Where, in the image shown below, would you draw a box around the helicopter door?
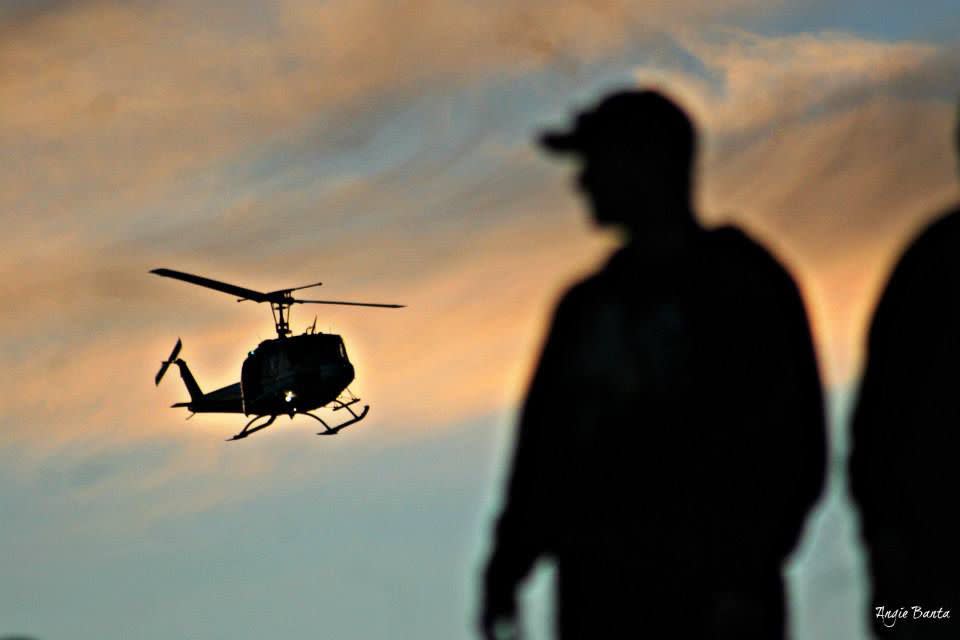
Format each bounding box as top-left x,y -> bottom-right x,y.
241,351 -> 263,409
260,349 -> 293,381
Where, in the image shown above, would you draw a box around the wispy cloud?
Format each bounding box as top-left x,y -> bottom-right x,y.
659,32 -> 960,383
0,0 -> 774,239
2,0 -> 957,516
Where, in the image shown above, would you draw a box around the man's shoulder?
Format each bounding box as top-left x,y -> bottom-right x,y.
877,204 -> 960,315
647,224 -> 796,308
894,205 -> 960,274
561,225 -> 796,295
553,272 -> 608,320
704,225 -> 786,275
546,254 -> 635,333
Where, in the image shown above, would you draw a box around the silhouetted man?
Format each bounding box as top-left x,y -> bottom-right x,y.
480,90 -> 827,639
851,107 -> 960,639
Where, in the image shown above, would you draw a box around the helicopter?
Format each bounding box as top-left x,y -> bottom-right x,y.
151,268 -> 403,441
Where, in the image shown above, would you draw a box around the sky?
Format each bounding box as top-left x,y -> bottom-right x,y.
1,1 -> 958,638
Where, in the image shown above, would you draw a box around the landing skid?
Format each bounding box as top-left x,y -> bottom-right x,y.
227,414 -> 277,441
225,401 -> 370,441
332,397 -> 362,412
310,400 -> 370,436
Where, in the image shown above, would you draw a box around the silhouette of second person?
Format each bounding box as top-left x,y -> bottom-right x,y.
850,105 -> 960,639
480,90 -> 827,639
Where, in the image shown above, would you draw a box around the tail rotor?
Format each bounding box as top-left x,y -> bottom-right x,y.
155,338 -> 183,385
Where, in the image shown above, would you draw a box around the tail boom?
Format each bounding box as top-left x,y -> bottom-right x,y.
154,339 -> 204,402
174,359 -> 203,401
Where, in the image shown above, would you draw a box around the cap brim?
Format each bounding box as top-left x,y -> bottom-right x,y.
538,129 -> 582,155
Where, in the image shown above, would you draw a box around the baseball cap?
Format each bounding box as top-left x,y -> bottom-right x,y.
539,89 -> 695,161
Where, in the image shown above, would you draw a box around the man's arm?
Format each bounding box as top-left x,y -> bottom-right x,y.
765,269 -> 828,557
715,228 -> 827,565
480,290 -> 580,637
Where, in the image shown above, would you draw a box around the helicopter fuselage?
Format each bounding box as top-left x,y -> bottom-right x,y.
241,333 -> 354,416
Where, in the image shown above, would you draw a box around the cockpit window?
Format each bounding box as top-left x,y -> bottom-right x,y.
290,336 -> 341,365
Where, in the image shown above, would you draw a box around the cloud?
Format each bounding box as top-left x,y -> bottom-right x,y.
630,29 -> 951,139
641,31 -> 960,384
2,198 -> 612,438
3,1 -> 958,514
1,0 -> 780,249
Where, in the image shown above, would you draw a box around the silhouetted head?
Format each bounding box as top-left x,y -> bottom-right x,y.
540,89 -> 698,240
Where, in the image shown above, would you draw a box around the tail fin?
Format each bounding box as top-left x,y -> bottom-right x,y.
174,360 -> 203,402
155,338 -> 183,385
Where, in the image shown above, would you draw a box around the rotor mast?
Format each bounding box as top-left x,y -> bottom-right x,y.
271,294 -> 295,337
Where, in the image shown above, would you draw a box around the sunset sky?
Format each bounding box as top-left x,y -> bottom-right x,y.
1,1 -> 959,638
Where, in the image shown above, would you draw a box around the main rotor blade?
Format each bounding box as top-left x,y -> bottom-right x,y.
151,269 -> 397,308
293,298 -> 405,308
151,268 -> 269,302
266,281 -> 323,297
